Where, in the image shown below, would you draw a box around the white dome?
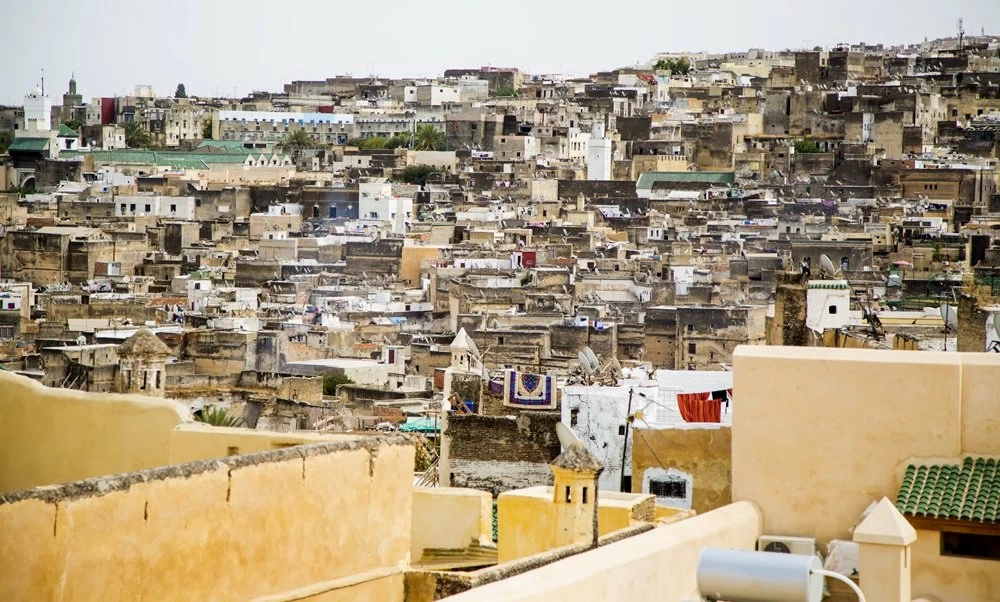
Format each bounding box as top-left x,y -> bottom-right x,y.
30,86 -> 42,97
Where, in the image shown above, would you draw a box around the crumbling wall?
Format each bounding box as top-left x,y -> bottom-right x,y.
445,412 -> 561,497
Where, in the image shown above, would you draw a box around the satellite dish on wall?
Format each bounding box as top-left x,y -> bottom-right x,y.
583,346 -> 600,370
819,254 -> 837,278
939,304 -> 957,330
578,350 -> 596,375
556,422 -> 580,450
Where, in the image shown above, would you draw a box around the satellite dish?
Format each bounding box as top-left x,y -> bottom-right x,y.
763,541 -> 791,554
578,350 -> 596,374
583,346 -> 600,370
939,304 -> 957,330
556,422 -> 580,450
819,254 -> 837,278
992,312 -> 1000,337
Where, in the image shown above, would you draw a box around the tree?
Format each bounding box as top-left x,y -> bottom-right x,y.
813,45 -> 823,52
283,129 -> 315,149
346,136 -> 390,150
175,83 -> 187,98
386,133 -> 411,149
0,131 -> 13,154
201,118 -> 213,139
792,138 -> 820,154
323,374 -> 354,396
493,86 -> 517,98
653,57 -> 692,75
397,164 -> 440,186
195,406 -> 244,427
413,124 -> 444,151
122,121 -> 152,148
63,120 -> 83,133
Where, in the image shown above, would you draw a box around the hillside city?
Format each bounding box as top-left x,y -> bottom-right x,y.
2,27 -> 1000,602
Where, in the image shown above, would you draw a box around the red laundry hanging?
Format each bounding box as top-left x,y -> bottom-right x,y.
677,391 -> 721,423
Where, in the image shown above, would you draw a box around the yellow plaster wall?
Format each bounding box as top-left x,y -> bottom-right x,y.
166,423 -> 354,464
958,354 -> 1000,456
0,371 -> 186,493
411,487 -> 493,562
631,425 -> 731,514
0,440 -> 414,601
497,486 -> 653,563
731,346 -> 1000,602
401,246 -> 444,287
909,529 -> 1000,602
732,347 -> 963,545
447,501 -> 763,602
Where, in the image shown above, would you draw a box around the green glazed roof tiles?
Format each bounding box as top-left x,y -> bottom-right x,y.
896,456 -> 1000,524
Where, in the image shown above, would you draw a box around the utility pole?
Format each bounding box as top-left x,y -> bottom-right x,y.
619,387 -> 634,493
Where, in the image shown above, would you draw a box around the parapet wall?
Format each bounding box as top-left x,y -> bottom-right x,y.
0,438 -> 414,601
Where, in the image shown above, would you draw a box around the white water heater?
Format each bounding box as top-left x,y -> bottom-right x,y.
697,548 -> 823,602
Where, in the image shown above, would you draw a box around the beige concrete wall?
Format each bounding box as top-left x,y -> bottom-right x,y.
411,488 -> 493,562
447,501 -> 762,602
0,439 -> 414,601
0,371 -> 187,493
732,346 -> 1000,602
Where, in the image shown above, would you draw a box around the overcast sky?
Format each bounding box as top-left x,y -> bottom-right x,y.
4,0 -> 999,105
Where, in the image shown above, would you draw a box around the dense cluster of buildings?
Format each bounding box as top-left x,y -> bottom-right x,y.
2,32 -> 1000,602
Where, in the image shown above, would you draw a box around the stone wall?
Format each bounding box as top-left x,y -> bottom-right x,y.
445,412 -> 562,496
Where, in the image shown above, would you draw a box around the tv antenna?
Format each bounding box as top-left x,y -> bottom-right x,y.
957,18 -> 965,49
939,303 -> 957,351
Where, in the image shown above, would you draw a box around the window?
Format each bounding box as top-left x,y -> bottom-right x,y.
564,486 -> 572,503
582,487 -> 589,504
618,424 -> 627,436
170,204 -> 176,212
144,204 -> 151,212
0,325 -> 14,339
829,305 -> 838,314
688,343 -> 697,354
649,479 -> 687,499
941,532 -> 1000,561
130,204 -> 136,212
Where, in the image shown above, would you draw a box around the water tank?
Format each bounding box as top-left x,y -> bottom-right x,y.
697,549 -> 823,602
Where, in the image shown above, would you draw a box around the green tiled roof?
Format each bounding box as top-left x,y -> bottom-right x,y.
8,137 -> 50,152
57,124 -> 79,138
61,149 -> 262,169
636,171 -> 735,189
896,457 -> 1000,524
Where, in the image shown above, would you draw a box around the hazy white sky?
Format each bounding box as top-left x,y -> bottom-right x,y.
5,0 -> 999,105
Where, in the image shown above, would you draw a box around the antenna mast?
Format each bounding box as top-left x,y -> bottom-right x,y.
957,18 -> 965,50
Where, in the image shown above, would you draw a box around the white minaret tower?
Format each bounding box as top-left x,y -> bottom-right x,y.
586,121 -> 611,181
24,84 -> 52,133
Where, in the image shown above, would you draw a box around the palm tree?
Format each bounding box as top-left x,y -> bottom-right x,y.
195,406 -> 245,428
413,125 -> 445,151
122,121 -> 153,148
